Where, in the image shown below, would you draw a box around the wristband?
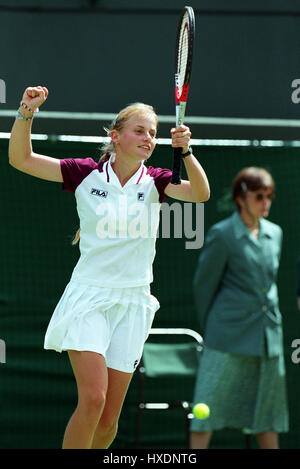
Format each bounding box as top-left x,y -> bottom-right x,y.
20,101 -> 35,113
16,109 -> 33,121
182,147 -> 192,158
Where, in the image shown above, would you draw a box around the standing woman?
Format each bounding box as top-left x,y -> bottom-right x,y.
9,86 -> 210,449
190,167 -> 289,449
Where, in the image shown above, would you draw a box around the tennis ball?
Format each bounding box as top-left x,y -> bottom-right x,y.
193,403 -> 210,419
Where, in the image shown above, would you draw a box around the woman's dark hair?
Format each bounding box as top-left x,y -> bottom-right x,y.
232,167 -> 275,210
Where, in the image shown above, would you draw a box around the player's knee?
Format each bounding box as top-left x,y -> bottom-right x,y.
79,388 -> 107,417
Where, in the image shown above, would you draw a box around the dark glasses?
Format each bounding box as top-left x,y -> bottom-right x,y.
248,192 -> 275,201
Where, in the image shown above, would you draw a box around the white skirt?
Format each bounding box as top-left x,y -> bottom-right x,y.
44,280 -> 160,373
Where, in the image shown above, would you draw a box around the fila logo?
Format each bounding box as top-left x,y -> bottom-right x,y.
137,192 -> 144,201
134,360 -> 139,369
91,188 -> 108,198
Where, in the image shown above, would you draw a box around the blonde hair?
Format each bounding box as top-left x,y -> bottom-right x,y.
99,102 -> 158,161
72,102 -> 158,246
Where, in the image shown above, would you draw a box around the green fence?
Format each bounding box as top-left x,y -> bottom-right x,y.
0,138 -> 299,449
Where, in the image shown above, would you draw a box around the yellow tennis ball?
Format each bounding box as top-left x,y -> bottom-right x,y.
193,403 -> 210,419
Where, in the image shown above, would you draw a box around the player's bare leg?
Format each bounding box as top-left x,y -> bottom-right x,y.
91,368 -> 133,449
62,351 -> 108,449
256,431 -> 279,449
189,431 -> 212,449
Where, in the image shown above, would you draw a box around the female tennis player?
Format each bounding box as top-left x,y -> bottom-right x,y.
9,86 -> 210,449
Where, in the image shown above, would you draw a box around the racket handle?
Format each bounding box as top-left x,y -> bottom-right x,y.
171,147 -> 182,185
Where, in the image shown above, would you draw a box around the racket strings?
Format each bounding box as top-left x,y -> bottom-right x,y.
177,14 -> 190,94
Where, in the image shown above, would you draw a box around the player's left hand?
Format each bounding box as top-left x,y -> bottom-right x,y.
171,124 -> 191,154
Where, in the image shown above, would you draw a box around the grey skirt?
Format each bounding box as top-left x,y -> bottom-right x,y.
190,346 -> 289,434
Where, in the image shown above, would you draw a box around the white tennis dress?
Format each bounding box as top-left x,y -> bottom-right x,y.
44,156 -> 172,372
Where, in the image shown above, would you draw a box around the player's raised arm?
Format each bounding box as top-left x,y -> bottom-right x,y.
9,86 -> 63,182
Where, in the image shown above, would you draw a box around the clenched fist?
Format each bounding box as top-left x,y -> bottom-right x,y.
21,86 -> 49,112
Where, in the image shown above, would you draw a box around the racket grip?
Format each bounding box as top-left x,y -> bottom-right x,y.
171,147 -> 182,185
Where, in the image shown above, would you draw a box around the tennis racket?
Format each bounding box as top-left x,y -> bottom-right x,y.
171,6 -> 195,185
